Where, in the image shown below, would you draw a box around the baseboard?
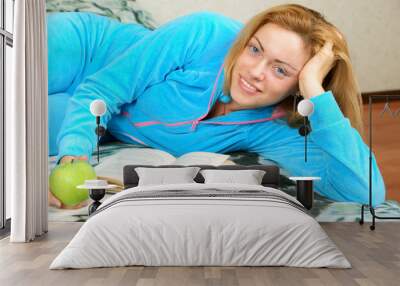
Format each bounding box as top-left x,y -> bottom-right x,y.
362,90 -> 400,104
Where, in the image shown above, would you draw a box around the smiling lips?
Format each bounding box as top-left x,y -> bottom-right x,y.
239,76 -> 261,95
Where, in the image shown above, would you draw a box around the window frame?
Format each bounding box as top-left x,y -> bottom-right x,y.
0,0 -> 14,237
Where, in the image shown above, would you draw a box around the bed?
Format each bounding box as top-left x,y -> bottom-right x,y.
50,164 -> 351,269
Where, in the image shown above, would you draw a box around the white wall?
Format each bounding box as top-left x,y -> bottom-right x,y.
138,0 -> 400,92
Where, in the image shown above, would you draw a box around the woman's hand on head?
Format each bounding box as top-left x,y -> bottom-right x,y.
298,41 -> 337,99
49,155 -> 89,209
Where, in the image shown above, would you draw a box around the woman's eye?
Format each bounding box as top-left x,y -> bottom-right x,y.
274,66 -> 288,77
248,44 -> 260,55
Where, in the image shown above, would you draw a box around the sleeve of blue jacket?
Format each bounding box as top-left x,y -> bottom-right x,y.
247,91 -> 386,207
54,12 -> 236,163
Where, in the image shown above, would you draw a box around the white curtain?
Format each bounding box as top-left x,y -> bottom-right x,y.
8,0 -> 48,242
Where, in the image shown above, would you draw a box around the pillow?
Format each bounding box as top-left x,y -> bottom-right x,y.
200,169 -> 266,185
135,167 -> 201,186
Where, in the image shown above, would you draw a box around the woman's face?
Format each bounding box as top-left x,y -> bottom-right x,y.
230,23 -> 311,109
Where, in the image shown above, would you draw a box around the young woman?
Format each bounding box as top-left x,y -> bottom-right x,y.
47,4 -> 385,208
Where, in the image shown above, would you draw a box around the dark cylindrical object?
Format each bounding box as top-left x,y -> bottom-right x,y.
89,188 -> 105,201
88,188 -> 106,215
296,180 -> 314,210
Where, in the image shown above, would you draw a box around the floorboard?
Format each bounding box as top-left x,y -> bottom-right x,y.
0,222 -> 399,286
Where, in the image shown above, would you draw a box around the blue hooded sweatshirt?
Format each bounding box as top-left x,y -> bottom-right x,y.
47,11 -> 386,206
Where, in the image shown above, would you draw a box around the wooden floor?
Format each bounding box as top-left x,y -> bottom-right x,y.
362,101 -> 400,201
0,222 -> 399,286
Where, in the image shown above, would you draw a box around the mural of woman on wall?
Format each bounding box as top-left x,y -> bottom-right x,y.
47,4 -> 385,208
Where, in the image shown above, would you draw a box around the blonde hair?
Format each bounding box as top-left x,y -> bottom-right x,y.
223,4 -> 364,136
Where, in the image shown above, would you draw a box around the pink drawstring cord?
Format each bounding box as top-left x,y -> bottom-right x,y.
127,63 -> 287,131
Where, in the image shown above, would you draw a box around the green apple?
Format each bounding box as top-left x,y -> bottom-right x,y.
49,160 -> 97,206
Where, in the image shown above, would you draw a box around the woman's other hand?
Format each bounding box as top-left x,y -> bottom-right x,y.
49,155 -> 89,209
299,41 -> 337,99
59,155 -> 88,164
